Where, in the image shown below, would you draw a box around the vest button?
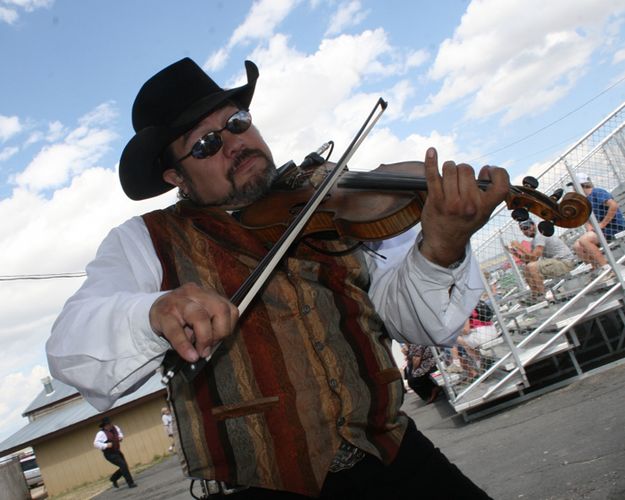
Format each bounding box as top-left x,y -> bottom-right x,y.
301,304 -> 311,314
314,341 -> 325,351
336,416 -> 346,427
329,378 -> 338,390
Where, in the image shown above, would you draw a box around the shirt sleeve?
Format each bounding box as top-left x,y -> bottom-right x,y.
93,430 -> 108,450
364,227 -> 484,346
533,233 -> 546,249
46,216 -> 170,412
594,188 -> 612,204
115,425 -> 124,440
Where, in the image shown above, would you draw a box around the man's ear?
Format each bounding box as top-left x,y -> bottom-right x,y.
163,168 -> 184,189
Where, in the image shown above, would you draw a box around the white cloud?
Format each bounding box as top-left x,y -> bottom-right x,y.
23,119 -> 65,147
0,115 -> 21,142
230,0 -> 297,45
0,162 -> 170,442
12,103 -> 118,192
0,5 -> 18,23
0,145 -> 18,161
25,130 -> 43,146
245,29 -> 390,157
613,47 -> 625,64
45,120 -> 65,142
204,0 -> 299,71
78,102 -> 117,128
0,0 -> 53,24
205,47 -> 230,72
412,0 -> 625,122
0,365 -> 48,442
236,28 -> 463,171
324,0 -> 369,36
404,49 -> 429,70
3,0 -> 53,11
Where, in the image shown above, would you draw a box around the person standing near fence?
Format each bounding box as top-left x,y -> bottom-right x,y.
161,406 -> 175,453
93,416 -> 137,489
401,344 -> 442,404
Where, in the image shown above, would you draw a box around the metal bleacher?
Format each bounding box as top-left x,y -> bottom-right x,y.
433,101 -> 625,421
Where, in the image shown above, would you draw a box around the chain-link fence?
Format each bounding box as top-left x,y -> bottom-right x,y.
426,101 -> 625,415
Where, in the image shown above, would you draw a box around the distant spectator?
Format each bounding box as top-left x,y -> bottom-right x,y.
93,416 -> 137,489
449,303 -> 498,379
570,173 -> 625,270
508,219 -> 576,304
401,344 -> 442,404
161,406 -> 175,453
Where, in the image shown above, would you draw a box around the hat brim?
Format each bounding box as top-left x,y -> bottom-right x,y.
119,61 -> 259,201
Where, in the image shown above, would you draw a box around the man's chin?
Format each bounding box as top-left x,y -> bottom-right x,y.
223,169 -> 276,208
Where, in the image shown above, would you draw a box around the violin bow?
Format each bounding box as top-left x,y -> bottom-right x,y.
162,98 -> 388,384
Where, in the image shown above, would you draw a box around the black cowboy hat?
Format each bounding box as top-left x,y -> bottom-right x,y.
119,58 -> 259,200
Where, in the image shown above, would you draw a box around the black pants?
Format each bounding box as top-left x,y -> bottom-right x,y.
103,449 -> 134,486
407,372 -> 439,401
205,419 -> 491,499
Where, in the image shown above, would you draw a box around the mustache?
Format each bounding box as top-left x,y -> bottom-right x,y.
230,148 -> 268,174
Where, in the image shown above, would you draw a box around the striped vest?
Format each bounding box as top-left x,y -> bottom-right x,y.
143,201 -> 407,496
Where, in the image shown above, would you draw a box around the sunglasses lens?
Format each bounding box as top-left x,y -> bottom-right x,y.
185,111 -> 252,160
226,110 -> 252,134
191,133 -> 223,159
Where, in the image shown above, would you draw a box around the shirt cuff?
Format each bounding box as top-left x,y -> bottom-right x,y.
129,291 -> 171,353
411,232 -> 472,284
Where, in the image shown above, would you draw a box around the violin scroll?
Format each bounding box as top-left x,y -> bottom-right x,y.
507,175 -> 591,236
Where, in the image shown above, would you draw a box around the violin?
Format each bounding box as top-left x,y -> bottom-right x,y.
239,160 -> 592,242
161,98 -> 591,385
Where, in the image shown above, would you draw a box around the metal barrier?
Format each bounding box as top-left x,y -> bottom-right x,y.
432,101 -> 625,418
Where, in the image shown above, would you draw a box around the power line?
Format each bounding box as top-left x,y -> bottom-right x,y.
0,272 -> 86,282
469,72 -> 625,163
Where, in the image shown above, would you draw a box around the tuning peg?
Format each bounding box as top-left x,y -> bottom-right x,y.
538,220 -> 555,236
511,208 -> 529,221
522,176 -> 539,189
549,188 -> 564,202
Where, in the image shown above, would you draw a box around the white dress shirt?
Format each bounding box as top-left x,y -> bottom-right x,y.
47,216 -> 483,411
93,425 -> 124,450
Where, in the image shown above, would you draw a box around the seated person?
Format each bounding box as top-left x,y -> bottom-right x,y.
569,173 -> 625,270
448,303 -> 498,379
508,219 -> 576,303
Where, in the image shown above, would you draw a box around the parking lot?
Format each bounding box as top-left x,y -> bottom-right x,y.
94,361 -> 625,500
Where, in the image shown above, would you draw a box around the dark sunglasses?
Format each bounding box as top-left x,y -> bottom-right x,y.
176,109 -> 252,163
581,183 -> 592,189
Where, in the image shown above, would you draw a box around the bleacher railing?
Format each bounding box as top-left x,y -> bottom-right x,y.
437,100 -> 625,412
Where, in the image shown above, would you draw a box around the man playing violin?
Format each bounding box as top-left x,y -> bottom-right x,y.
47,58 -> 509,499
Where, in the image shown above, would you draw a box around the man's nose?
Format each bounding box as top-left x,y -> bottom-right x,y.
221,131 -> 246,158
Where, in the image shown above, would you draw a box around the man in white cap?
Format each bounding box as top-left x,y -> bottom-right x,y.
570,173 -> 625,270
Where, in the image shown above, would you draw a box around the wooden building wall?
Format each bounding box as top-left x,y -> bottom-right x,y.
34,396 -> 172,496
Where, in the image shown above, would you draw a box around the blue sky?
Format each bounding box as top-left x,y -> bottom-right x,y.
2,0 -> 625,443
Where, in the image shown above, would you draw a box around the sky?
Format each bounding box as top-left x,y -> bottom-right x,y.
2,0 -> 625,444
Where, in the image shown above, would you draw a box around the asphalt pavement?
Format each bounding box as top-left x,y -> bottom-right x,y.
94,361 -> 625,499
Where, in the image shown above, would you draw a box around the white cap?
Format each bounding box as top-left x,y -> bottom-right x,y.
567,172 -> 591,186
